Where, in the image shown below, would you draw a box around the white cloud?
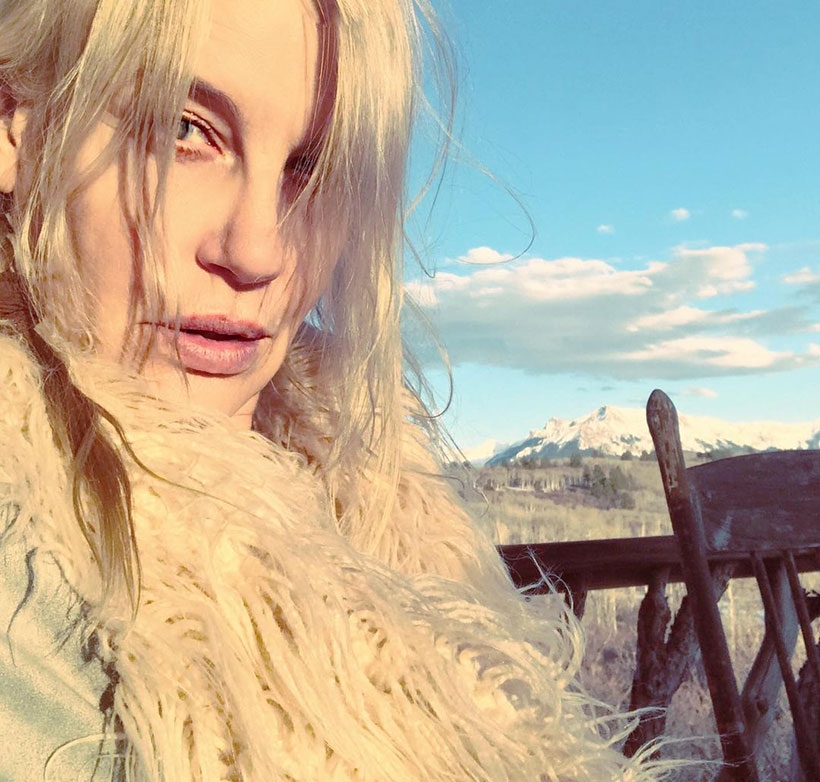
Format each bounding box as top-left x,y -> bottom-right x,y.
783,266 -> 820,285
731,209 -> 748,220
405,242 -> 818,380
414,256 -> 659,305
627,306 -> 708,332
680,387 -> 719,398
626,306 -> 765,333
670,207 -> 691,222
404,279 -> 439,308
697,281 -> 756,299
724,310 -> 767,322
660,244 -> 763,298
457,246 -> 514,265
620,336 -> 791,369
596,224 -> 615,234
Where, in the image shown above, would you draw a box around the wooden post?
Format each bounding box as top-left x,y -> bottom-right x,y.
647,390 -> 759,782
624,567 -> 672,757
624,563 -> 734,757
752,554 -> 820,780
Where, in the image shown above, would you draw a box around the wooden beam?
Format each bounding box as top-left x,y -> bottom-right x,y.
498,536 -> 820,594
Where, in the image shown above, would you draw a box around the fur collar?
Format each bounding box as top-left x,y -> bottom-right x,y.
0,331 -> 663,782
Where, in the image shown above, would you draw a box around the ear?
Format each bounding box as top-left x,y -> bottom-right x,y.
0,105 -> 28,194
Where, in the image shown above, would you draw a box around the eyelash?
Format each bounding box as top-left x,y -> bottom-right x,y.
175,112 -> 222,161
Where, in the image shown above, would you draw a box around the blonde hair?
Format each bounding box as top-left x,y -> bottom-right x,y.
0,0 -> 211,610
0,5 -> 692,779
0,0 -> 451,608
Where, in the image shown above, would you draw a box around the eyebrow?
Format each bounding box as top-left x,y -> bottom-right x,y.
189,78 -> 242,131
188,77 -> 320,157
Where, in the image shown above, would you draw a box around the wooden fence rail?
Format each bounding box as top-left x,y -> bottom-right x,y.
499,537 -> 820,608
497,538 -> 820,759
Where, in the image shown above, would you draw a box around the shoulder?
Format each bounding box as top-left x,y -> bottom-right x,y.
0,327 -> 42,401
0,327 -> 48,441
0,328 -> 72,533
0,534 -> 112,782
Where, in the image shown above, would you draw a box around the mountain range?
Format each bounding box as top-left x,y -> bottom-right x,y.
463,405 -> 820,466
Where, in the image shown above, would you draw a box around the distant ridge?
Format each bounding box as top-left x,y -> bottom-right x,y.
460,439 -> 511,466
482,405 -> 820,466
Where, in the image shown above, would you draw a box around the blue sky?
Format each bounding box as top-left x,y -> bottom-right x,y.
404,0 -> 820,451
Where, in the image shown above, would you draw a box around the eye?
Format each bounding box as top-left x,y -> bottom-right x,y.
174,112 -> 222,161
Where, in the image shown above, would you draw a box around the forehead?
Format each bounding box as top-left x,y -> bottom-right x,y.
195,0 -> 320,143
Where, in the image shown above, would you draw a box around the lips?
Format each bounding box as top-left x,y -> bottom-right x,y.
153,315 -> 270,375
173,314 -> 269,340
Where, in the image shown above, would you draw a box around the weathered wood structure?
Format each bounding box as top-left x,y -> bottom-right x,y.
497,390 -> 820,781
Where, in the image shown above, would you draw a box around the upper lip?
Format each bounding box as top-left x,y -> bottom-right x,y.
155,314 -> 270,340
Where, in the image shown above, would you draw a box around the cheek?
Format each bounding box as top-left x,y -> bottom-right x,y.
65,167 -> 137,350
162,164 -> 233,255
289,216 -> 348,316
285,251 -> 338,328
69,179 -> 132,292
67,123 -> 136,292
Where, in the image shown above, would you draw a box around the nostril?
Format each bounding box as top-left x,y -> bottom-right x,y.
195,254 -> 277,291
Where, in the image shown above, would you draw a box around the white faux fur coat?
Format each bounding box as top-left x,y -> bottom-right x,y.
0,330 -> 666,782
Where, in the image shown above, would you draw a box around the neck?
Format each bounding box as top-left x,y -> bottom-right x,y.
228,394 -> 259,430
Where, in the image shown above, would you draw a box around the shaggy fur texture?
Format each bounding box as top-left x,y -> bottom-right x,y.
0,330 -> 669,781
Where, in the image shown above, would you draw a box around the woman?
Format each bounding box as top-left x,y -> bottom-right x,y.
0,0 -> 672,780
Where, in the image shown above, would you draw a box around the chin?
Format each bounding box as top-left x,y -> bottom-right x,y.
138,361 -> 266,420
108,326 -> 289,424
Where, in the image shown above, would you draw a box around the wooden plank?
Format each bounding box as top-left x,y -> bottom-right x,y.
624,563 -> 735,758
741,560 -> 799,745
497,537 -> 820,594
689,451 -> 820,551
752,554 -> 820,779
647,389 -> 759,782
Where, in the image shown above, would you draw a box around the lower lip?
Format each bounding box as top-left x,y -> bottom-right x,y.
157,328 -> 264,375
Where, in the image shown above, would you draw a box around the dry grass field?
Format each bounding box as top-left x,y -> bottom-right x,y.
456,457 -> 816,781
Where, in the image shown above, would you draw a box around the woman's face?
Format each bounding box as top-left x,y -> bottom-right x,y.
68,0 -> 328,428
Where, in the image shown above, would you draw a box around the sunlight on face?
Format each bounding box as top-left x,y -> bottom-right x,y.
68,0 -> 326,428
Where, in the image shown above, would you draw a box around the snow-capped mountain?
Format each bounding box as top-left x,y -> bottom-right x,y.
485,405 -> 820,465
461,438 -> 512,467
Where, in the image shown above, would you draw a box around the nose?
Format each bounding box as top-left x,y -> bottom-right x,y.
196,176 -> 287,289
